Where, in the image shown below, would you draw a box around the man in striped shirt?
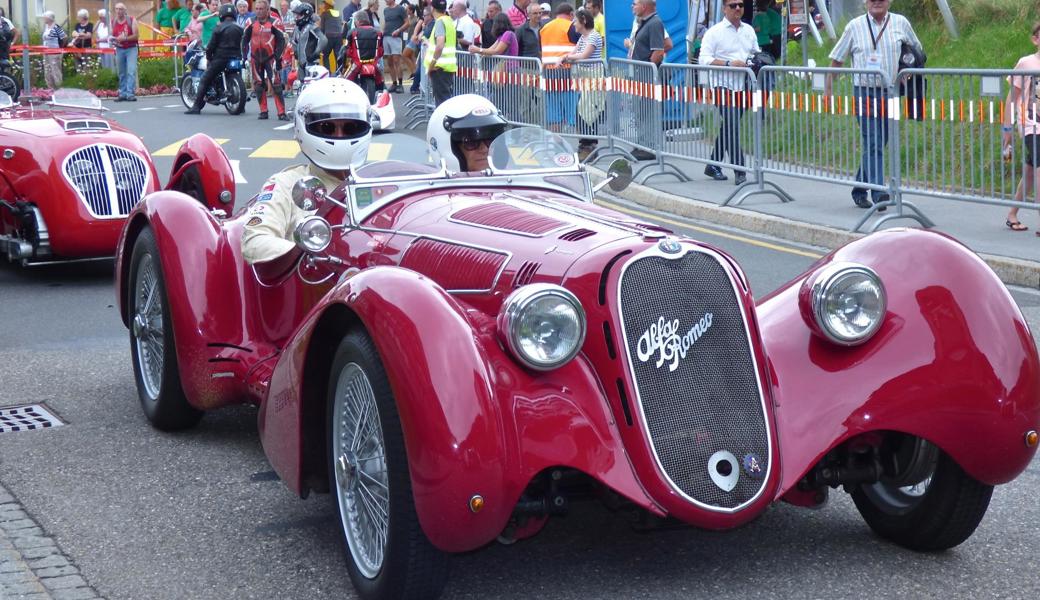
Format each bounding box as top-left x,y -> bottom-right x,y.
828,0 -> 921,211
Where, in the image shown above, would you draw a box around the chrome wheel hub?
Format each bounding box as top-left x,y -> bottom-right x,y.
133,254 -> 164,401
331,362 -> 388,580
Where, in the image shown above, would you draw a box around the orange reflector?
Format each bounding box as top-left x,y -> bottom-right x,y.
1026,430 -> 1039,448
469,495 -> 485,513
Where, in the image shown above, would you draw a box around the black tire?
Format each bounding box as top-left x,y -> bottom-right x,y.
128,227 -> 203,431
180,73 -> 197,109
851,449 -> 993,551
0,73 -> 20,102
224,73 -> 247,115
361,76 -> 376,105
327,330 -> 449,600
174,164 -> 207,206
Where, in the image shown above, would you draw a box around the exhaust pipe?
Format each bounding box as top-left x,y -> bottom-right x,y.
2,236 -> 33,261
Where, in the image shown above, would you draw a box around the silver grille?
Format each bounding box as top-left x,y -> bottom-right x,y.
62,144 -> 149,218
617,245 -> 770,512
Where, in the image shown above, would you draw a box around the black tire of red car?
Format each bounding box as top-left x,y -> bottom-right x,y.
174,164 -> 208,207
128,227 -> 204,431
851,450 -> 993,551
180,73 -> 197,110
327,330 -> 449,600
224,73 -> 247,115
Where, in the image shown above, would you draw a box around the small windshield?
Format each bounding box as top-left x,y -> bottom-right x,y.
0,91 -> 12,109
488,126 -> 578,173
50,89 -> 103,111
350,132 -> 439,174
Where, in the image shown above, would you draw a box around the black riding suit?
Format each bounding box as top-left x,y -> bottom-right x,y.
191,18 -> 244,112
293,20 -> 326,70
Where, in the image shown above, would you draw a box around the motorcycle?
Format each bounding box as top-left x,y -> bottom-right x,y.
179,40 -> 247,115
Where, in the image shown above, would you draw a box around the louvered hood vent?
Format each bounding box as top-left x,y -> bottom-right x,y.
451,202 -> 568,237
513,261 -> 541,287
400,238 -> 507,293
559,228 -> 596,241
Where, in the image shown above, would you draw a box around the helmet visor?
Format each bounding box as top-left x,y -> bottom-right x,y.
304,115 -> 372,139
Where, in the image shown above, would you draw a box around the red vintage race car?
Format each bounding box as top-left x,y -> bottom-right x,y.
114,127 -> 1039,600
0,89 -> 235,265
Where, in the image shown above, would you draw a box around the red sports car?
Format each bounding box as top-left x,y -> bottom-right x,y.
0,89 -> 161,264
114,127 -> 1039,600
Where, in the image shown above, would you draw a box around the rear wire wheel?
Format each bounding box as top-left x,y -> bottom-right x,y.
0,73 -> 20,102
851,441 -> 993,551
327,330 -> 449,600
128,227 -> 203,430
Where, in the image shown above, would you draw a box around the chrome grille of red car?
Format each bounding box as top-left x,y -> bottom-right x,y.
400,238 -> 508,293
62,144 -> 149,218
617,246 -> 771,512
451,202 -> 568,236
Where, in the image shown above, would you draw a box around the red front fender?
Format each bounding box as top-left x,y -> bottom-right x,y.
261,267 -> 657,552
760,229 -> 1040,493
165,133 -> 236,212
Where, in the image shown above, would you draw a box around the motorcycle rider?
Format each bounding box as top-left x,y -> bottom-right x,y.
427,95 -> 510,172
185,2 -> 245,114
241,0 -> 287,120
339,9 -> 383,101
241,78 -> 372,265
291,1 -> 326,72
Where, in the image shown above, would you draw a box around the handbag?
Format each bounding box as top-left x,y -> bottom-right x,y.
898,42 -> 927,121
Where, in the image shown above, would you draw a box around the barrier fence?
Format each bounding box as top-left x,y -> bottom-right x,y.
342,53 -> 1040,232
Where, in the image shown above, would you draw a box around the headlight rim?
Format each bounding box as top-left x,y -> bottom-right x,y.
809,262 -> 887,346
498,283 -> 587,372
292,214 -> 333,254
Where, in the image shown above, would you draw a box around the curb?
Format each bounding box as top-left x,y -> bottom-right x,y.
588,166 -> 1040,289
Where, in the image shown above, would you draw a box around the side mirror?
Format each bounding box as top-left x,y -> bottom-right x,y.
292,176 -> 328,211
293,215 -> 333,253
592,159 -> 633,194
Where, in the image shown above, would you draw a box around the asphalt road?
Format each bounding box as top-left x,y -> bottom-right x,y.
1,93 -> 1039,599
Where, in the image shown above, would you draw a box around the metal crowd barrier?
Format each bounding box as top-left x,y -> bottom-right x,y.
454,50 -> 483,97
896,68 -> 1040,212
538,58 -> 606,146
484,54 -> 543,129
603,58 -> 688,184
657,63 -> 785,205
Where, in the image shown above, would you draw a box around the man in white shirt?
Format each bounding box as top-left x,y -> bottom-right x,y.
827,0 -> 921,210
699,0 -> 759,185
450,0 -> 480,51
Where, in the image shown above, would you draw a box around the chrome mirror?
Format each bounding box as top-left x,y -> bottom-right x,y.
293,215 -> 333,253
592,159 -> 633,194
291,176 -> 328,211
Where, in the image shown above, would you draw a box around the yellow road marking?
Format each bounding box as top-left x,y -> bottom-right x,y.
508,146 -> 542,166
368,142 -> 391,161
152,137 -> 229,157
595,198 -> 824,259
249,140 -> 301,159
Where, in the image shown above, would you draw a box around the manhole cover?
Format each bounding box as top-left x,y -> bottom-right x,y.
0,404 -> 65,433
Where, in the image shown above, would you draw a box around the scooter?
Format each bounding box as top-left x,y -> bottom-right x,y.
180,40 -> 248,115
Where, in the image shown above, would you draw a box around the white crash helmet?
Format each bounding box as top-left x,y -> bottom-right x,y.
427,94 -> 510,172
293,78 -> 372,172
304,64 -> 329,83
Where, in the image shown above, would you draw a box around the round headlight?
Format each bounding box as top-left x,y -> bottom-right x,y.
810,263 -> 886,345
498,284 -> 586,371
293,215 -> 332,253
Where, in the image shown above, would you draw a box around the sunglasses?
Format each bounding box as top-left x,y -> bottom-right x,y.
460,138 -> 493,151
727,3 -> 743,9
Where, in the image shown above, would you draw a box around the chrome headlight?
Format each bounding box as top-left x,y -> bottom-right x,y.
808,262 -> 886,345
293,215 -> 332,253
498,284 -> 586,371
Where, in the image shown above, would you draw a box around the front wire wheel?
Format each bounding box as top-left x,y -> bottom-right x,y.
180,73 -> 197,109
0,73 -> 20,101
851,443 -> 993,551
128,227 -> 202,430
327,330 -> 448,600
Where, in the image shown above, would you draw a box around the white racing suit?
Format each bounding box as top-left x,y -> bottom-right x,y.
241,163 -> 342,264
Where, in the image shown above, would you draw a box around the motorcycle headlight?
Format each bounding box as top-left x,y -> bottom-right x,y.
112,157 -> 135,191
293,215 -> 332,253
808,263 -> 886,346
69,158 -> 99,191
498,284 -> 586,371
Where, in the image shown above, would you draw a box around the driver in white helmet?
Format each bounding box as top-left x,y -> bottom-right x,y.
427,94 -> 510,172
242,77 -> 372,264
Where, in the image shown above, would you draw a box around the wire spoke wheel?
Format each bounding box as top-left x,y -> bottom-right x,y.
331,362 -> 389,579
132,253 -> 164,401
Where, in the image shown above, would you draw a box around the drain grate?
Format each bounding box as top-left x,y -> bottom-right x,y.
0,404 -> 65,433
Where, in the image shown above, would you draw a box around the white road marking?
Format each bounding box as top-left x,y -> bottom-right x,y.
163,104 -> 180,108
239,147 -> 254,150
113,110 -> 130,114
139,107 -> 158,111
231,159 -> 247,184
273,122 -> 294,130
